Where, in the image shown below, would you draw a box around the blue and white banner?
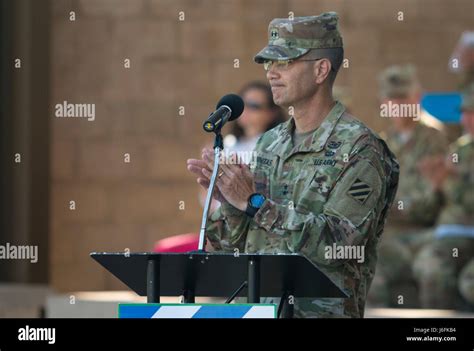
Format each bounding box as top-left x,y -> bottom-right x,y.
119,304 -> 276,319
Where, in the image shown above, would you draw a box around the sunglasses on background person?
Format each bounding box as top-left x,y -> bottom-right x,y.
244,100 -> 269,110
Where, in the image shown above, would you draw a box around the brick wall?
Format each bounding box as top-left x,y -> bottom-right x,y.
49,0 -> 474,291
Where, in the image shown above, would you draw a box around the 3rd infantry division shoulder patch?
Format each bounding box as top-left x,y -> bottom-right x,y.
347,178 -> 372,204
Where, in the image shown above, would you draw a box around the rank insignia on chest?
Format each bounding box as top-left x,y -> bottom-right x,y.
348,178 -> 372,204
275,183 -> 293,198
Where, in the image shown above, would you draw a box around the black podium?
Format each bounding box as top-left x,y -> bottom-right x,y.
91,252 -> 347,318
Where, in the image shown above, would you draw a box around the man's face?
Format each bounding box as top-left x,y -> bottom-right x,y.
266,59 -> 317,108
461,110 -> 474,136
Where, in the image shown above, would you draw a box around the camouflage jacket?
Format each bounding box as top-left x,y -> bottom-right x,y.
206,102 -> 399,318
383,123 -> 448,234
437,135 -> 474,228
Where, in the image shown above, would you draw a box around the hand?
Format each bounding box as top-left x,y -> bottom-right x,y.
187,157 -> 226,203
200,148 -> 256,211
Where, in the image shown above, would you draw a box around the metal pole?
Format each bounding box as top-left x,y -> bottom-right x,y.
183,289 -> 195,303
198,135 -> 223,251
146,258 -> 160,303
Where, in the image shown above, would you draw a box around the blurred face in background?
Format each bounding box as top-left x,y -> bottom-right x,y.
460,47 -> 474,71
461,109 -> 474,136
238,88 -> 276,136
383,93 -> 420,130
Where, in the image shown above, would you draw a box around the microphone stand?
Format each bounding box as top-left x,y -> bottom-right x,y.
197,132 -> 223,251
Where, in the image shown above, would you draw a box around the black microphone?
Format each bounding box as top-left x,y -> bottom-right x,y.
203,94 -> 244,132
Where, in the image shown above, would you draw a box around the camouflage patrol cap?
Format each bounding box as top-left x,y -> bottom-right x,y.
254,12 -> 343,64
461,82 -> 474,111
378,64 -> 421,99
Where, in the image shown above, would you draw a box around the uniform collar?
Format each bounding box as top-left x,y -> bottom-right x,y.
271,101 -> 346,160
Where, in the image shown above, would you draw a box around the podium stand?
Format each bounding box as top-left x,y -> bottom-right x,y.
91,252 -> 348,318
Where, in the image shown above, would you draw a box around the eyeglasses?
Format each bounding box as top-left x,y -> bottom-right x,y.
263,58 -> 333,72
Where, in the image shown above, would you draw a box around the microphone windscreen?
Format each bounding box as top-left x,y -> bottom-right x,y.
216,94 -> 244,121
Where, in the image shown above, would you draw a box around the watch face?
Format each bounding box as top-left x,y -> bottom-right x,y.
250,194 -> 265,208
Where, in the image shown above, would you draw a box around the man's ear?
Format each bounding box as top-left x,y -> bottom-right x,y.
314,59 -> 332,85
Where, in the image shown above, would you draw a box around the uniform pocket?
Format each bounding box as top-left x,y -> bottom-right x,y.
251,152 -> 276,198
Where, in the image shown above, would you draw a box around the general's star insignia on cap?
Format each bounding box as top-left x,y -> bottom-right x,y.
270,28 -> 279,39
348,178 -> 372,204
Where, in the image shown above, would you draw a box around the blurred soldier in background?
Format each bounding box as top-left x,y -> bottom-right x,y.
368,65 -> 449,308
414,83 -> 474,309
452,33 -> 474,307
418,31 -> 474,307
449,31 -> 474,90
459,258 -> 474,305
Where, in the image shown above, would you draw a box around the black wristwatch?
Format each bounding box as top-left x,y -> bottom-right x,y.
245,193 -> 266,217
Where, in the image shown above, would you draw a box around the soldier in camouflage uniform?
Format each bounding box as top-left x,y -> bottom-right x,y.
450,31 -> 474,90
413,83 -> 474,309
187,12 -> 399,318
448,33 -> 474,308
368,65 -> 449,307
459,259 -> 474,305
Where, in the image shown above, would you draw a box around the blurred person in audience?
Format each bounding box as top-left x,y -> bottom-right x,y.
368,64 -> 449,308
224,81 -> 287,155
449,31 -> 474,90
413,82 -> 474,310
444,31 -> 474,143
